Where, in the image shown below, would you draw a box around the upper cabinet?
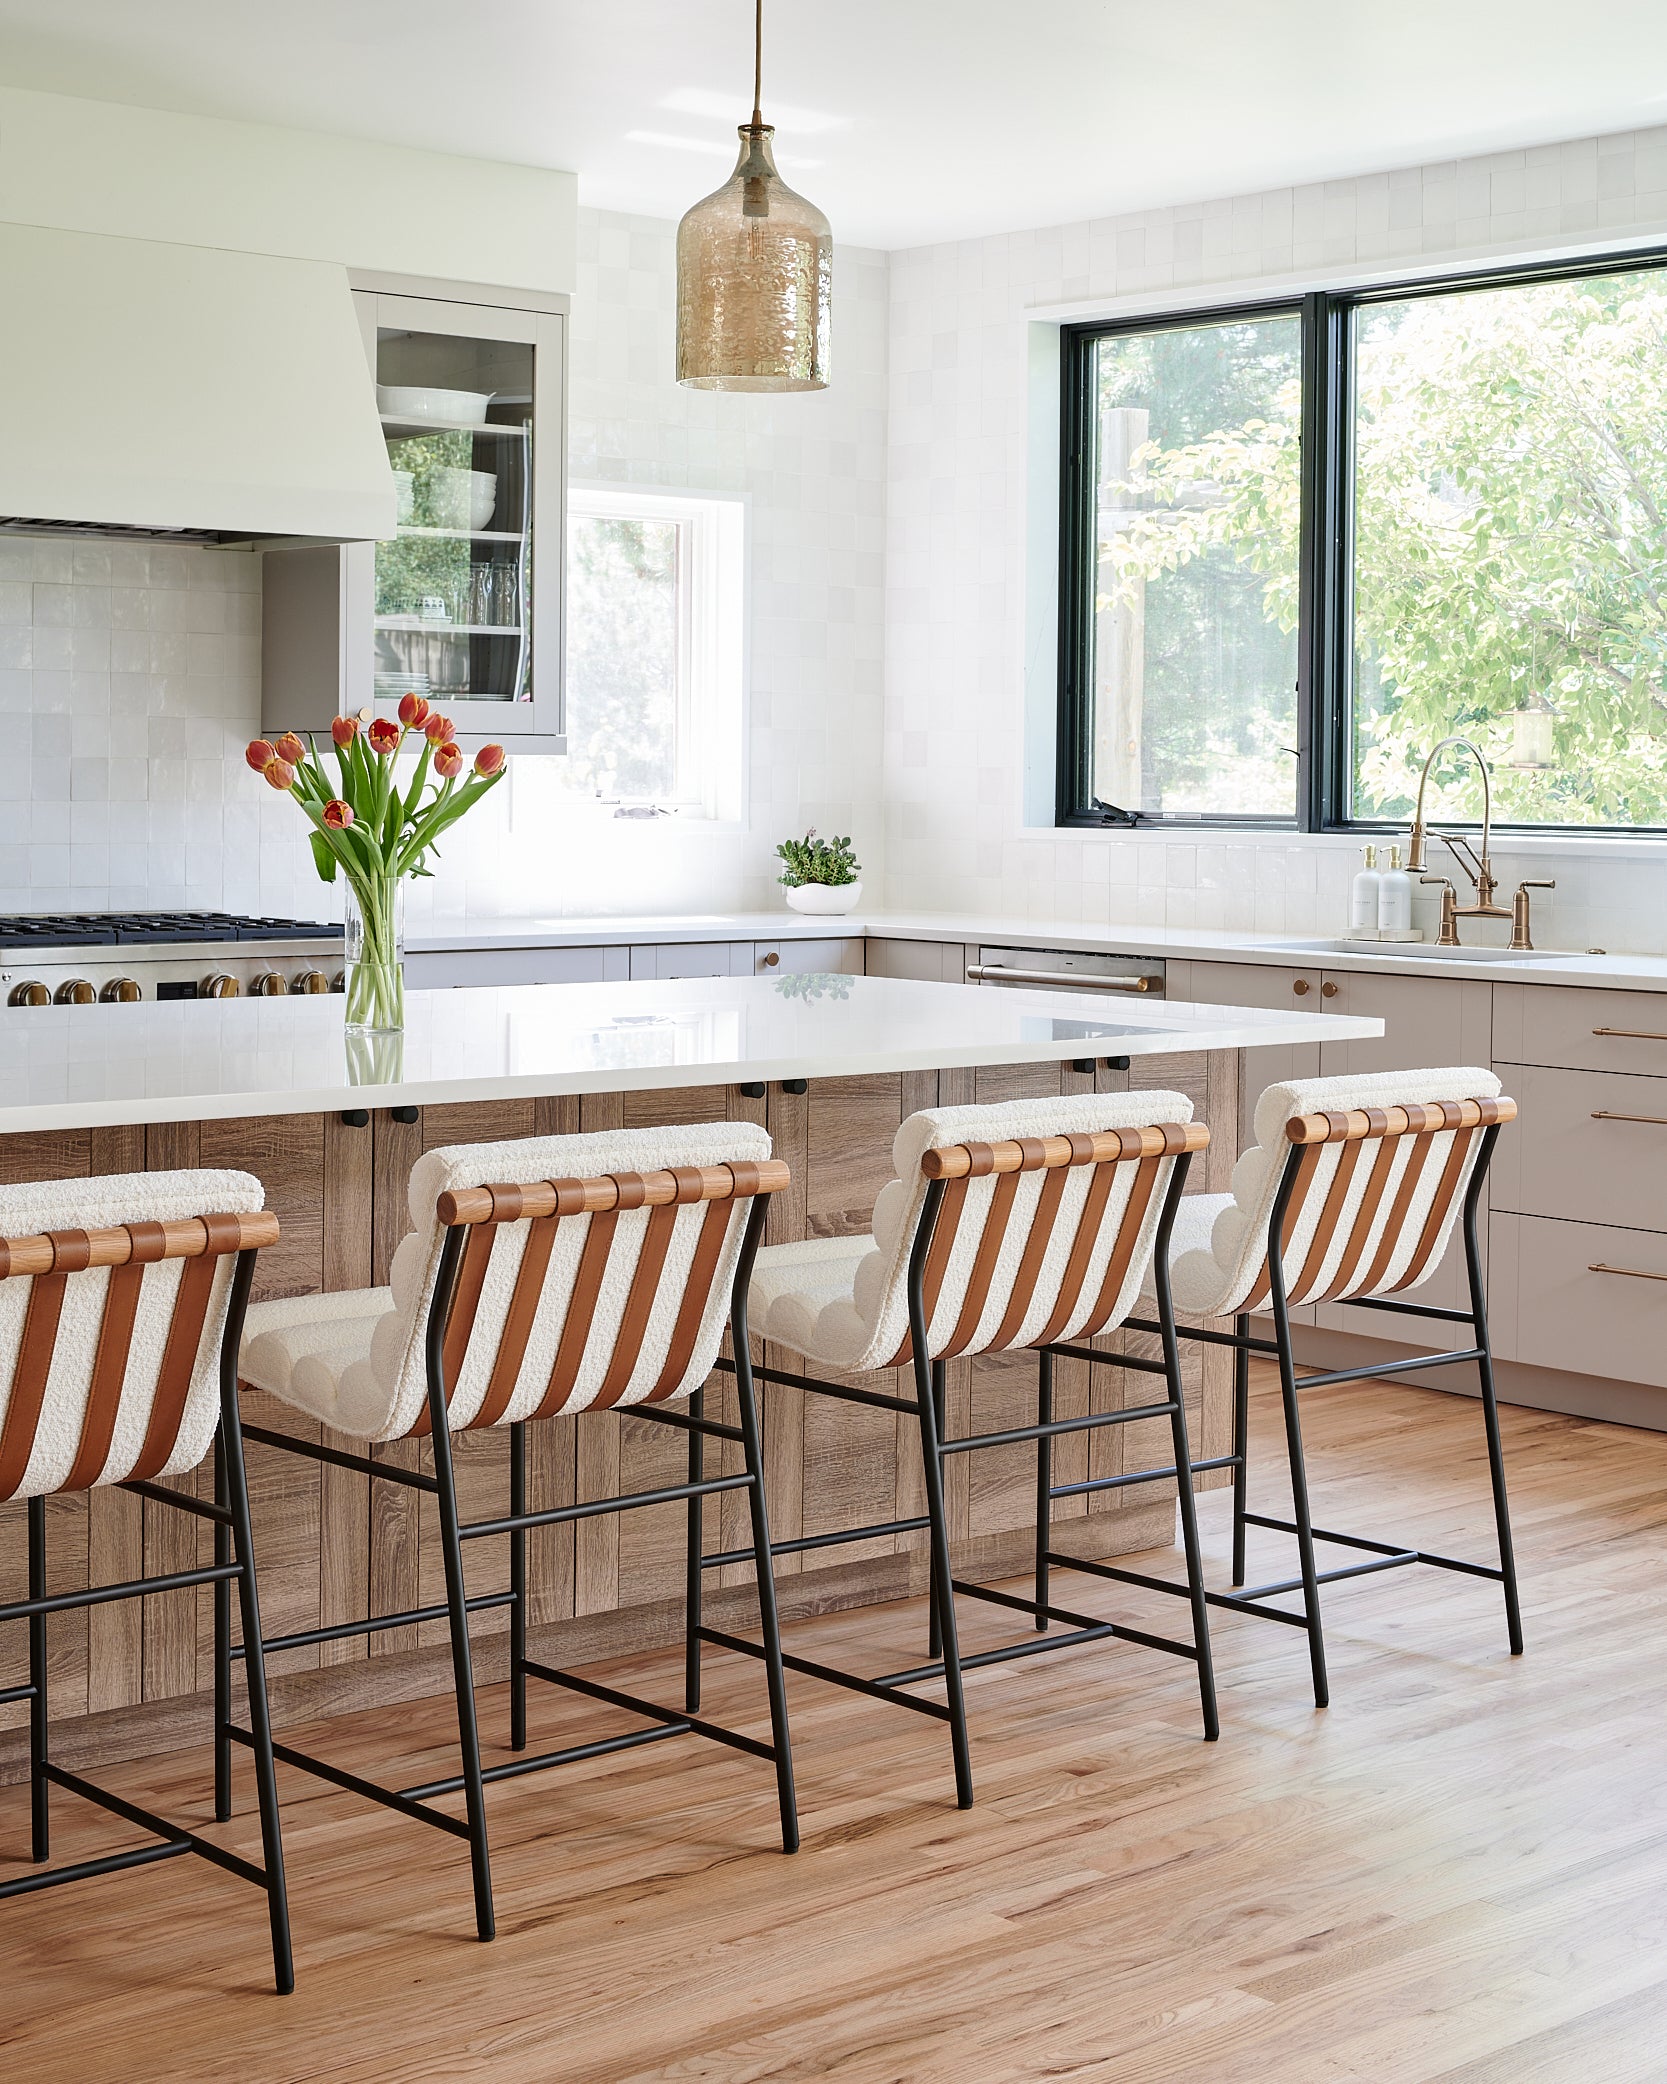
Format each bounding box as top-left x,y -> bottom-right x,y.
262,280 -> 568,750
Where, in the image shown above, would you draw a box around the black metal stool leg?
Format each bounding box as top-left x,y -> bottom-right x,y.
1230,1312 -> 1251,1587
913,1348 -> 973,1808
686,1384 -> 705,1715
1465,1192 -> 1523,1655
1153,1259 -> 1219,1743
1269,1278 -> 1329,1710
1034,1348 -> 1052,1631
734,1361 -> 798,1852
213,1433 -> 234,1821
927,1358 -> 948,1661
27,1496 -> 48,1862
219,1380 -> 295,1996
509,1421 -> 528,1751
428,1400 -> 495,1942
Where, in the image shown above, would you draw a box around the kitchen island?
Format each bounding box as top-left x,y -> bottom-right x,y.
0,973 -> 1378,1776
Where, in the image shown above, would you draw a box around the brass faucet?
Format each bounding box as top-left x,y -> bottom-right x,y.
1407,737 -> 1511,943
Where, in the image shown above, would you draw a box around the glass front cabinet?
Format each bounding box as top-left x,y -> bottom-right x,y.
262,283 -> 567,749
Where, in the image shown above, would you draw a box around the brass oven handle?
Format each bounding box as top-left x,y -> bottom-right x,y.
965,965 -> 1156,993
1589,1262 -> 1667,1283
1592,1027 -> 1667,1042
1592,1110 -> 1667,1126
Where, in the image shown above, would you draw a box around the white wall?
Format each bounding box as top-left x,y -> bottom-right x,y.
882,122 -> 1667,955
0,203 -> 890,927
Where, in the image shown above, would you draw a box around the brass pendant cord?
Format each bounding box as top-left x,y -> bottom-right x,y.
752,0 -> 764,128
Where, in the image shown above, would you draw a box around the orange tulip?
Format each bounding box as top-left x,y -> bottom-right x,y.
274,732 -> 306,767
474,743 -> 506,778
433,741 -> 464,780
398,692 -> 430,728
245,738 -> 275,772
367,717 -> 400,755
322,798 -> 354,829
424,712 -> 454,744
263,757 -> 296,791
331,715 -> 359,747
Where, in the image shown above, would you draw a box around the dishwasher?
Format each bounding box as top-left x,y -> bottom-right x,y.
965,945 -> 1166,997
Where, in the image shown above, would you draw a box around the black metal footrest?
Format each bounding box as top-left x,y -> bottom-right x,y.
1054,1549 -> 1313,1631
698,1624 -> 952,1722
949,1575 -> 1201,1665
1241,1513 -> 1504,1582
0,1759 -> 272,1902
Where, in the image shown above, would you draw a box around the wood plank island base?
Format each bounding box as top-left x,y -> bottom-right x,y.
0,974 -> 1379,1778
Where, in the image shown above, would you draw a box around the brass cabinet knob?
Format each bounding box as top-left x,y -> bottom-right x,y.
291,970 -> 330,994
7,980 -> 49,1007
251,972 -> 289,996
1292,978 -> 1311,996
762,951 -> 781,967
201,974 -> 240,999
1321,981 -> 1339,998
100,978 -> 142,1003
54,979 -> 96,1005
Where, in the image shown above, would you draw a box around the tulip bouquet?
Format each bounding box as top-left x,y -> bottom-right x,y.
247,698 -> 505,1032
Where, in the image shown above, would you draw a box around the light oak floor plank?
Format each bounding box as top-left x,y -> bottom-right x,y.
1,1366 -> 1663,2082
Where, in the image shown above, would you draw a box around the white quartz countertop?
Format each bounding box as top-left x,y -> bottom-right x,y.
408,908 -> 1667,992
0,974 -> 1380,1136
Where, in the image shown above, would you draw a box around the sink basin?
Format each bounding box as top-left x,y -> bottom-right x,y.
1267,939 -> 1583,964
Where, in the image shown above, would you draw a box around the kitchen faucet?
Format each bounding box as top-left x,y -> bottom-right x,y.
1404,735 -> 1552,948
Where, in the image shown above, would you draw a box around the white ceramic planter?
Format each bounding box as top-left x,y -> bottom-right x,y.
783,881 -> 862,916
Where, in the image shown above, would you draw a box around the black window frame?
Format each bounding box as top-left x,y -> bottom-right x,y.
1057,245 -> 1667,839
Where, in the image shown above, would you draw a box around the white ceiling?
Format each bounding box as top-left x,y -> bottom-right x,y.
1,0 -> 1665,249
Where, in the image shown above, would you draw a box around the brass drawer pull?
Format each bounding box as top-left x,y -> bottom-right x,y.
1592,1110 -> 1667,1126
1592,1027 -> 1667,1041
1589,1261 -> 1667,1283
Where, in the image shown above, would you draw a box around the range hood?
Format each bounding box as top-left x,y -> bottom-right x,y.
0,220 -> 396,543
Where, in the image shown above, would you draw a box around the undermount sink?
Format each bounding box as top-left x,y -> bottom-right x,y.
1268,938 -> 1584,964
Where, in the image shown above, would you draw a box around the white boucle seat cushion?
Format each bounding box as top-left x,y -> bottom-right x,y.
749,1091 -> 1193,1373
240,1121 -> 772,1442
0,1167 -> 264,1500
1147,1065 -> 1502,1318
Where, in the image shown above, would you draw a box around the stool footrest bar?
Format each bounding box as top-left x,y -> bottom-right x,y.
0,1560 -> 242,1624
403,1723 -> 688,1800
1048,1451 -> 1239,1501
949,1577 -> 1203,1664
235,1589 -> 516,1660
702,1513 -> 932,1571
42,1763 -> 268,1888
939,1401 -> 1179,1455
697,1625 -> 952,1721
1040,1339 -> 1171,1373
461,1471 -> 752,1540
242,1423 -> 441,1493
517,1657 -> 777,1763
1241,1552 -> 1417,1599
227,1727 -> 471,1840
0,1838 -> 192,1899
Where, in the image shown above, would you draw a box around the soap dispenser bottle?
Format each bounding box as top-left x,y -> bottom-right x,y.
1377,844 -> 1413,935
1350,844 -> 1381,936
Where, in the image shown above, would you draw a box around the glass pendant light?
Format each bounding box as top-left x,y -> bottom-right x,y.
676,0 -> 832,391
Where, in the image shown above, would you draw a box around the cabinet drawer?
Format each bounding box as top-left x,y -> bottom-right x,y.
1491,1212 -> 1667,1386
1494,983 -> 1667,1076
1490,1063 -> 1667,1230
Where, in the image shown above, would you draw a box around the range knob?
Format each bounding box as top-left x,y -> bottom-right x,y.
291,969 -> 330,995
100,978 -> 142,1003
54,979 -> 97,1005
201,974 -> 240,999
7,980 -> 49,1007
251,972 -> 289,996
330,970 -> 346,993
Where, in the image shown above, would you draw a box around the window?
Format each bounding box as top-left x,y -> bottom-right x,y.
1060,309 -> 1303,824
564,486 -> 743,818
1059,252 -> 1667,836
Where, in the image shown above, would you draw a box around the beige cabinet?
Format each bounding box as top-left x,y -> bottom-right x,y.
1494,983 -> 1667,1076
404,943 -> 628,989
864,937 -> 969,983
752,938 -> 864,977
1169,959 -> 1323,1150
627,941 -> 752,981
1490,1062 -> 1667,1232
1490,1211 -> 1667,1385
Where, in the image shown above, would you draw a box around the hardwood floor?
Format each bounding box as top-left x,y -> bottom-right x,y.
3,1366 -> 1665,2083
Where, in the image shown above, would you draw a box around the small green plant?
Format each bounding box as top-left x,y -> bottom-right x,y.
775,829 -> 860,888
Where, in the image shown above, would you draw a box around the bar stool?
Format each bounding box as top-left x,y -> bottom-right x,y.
236,1123 -> 798,1942
733,1093 -> 1220,1809
0,1169 -> 291,1994
1125,1065 -> 1522,1708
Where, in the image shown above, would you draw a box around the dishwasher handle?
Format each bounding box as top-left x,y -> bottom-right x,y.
966,963 -> 1157,994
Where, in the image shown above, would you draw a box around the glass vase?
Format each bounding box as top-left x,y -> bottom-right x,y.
343,875 -> 406,1035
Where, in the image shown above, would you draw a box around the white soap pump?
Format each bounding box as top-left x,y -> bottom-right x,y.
1350,844 -> 1381,935
1377,843 -> 1413,934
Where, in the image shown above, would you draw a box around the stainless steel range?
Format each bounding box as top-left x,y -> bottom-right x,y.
0,912 -> 345,1007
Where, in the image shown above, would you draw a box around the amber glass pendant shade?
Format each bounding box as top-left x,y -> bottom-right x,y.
676,122 -> 832,391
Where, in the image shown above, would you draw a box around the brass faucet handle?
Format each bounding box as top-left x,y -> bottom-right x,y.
1510,878 -> 1556,953
1420,875 -> 1462,947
